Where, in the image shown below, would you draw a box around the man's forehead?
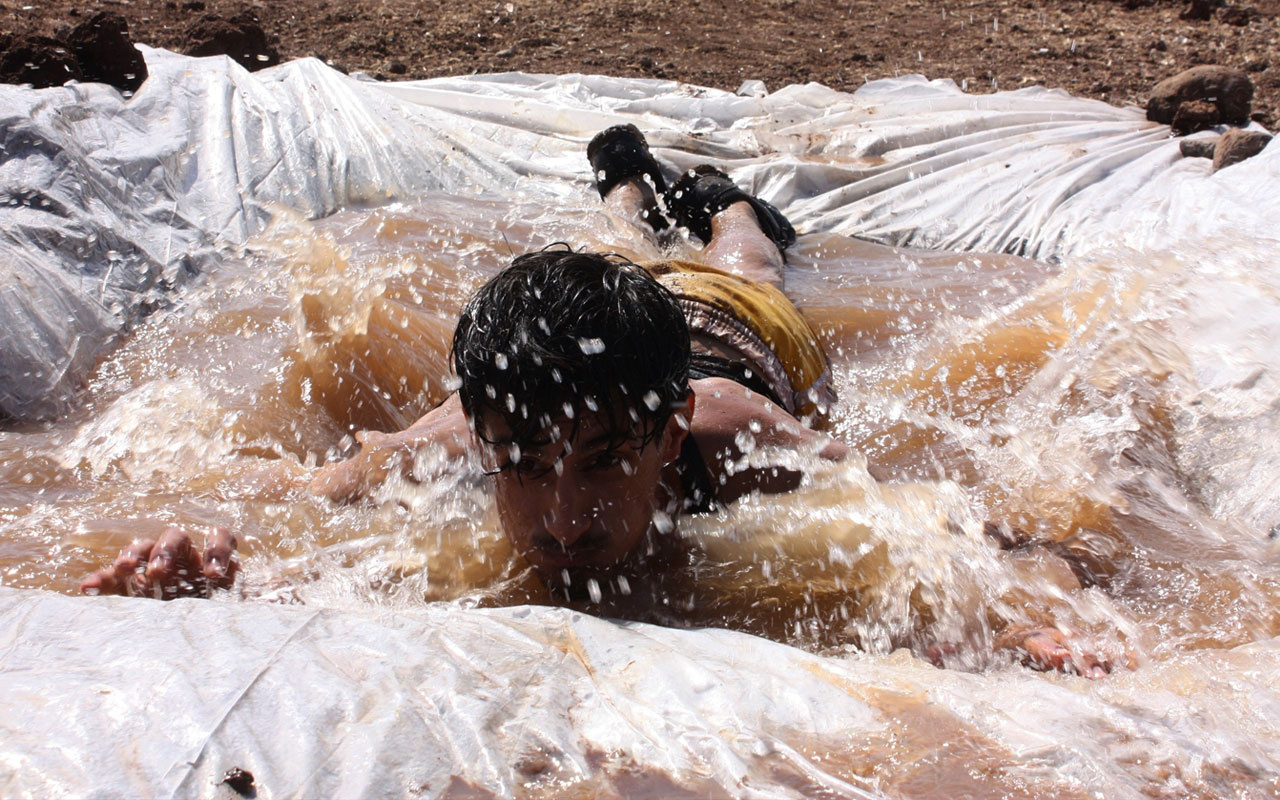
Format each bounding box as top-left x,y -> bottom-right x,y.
477,407 -> 642,451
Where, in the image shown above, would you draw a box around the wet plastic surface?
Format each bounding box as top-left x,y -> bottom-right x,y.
5,587 -> 1278,798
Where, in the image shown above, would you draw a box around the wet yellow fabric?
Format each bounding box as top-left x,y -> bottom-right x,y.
643,259 -> 832,415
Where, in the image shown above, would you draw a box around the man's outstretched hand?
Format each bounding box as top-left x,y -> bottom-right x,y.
80,526 -> 238,600
997,626 -> 1118,679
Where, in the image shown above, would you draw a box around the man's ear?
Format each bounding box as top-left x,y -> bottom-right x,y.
659,389 -> 695,464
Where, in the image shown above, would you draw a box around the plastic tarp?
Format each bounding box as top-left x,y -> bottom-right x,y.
1,45 -> 1274,420
5,588 -> 1280,798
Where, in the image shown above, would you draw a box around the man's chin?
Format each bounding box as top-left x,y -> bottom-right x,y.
531,554 -> 614,580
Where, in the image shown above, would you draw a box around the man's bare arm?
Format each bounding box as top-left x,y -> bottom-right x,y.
689,377 -> 851,503
308,393 -> 471,503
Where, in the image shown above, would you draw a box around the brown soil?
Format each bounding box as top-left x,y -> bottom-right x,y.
6,0 -> 1279,126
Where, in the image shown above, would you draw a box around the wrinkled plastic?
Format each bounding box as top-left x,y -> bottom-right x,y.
2,47 -> 1273,420
3,588 -> 1278,798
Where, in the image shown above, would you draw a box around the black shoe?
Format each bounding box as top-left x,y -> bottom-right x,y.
587,124 -> 670,231
665,165 -> 796,254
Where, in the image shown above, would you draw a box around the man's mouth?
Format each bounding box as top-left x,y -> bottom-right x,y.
530,531 -> 613,568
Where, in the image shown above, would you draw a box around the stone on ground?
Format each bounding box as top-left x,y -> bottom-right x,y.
1212,128 -> 1273,170
1147,65 -> 1253,127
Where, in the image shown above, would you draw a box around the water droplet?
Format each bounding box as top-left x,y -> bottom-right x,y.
652,509 -> 674,534
642,390 -> 660,411
494,353 -> 509,370
578,337 -> 605,355
587,578 -> 602,603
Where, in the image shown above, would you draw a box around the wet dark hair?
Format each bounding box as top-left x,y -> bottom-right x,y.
452,245 -> 691,453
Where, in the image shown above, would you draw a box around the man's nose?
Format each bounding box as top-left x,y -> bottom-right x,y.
543,484 -> 594,546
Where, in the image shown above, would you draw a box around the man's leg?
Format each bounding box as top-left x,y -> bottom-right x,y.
588,126 -> 792,289
603,175 -> 665,239
607,181 -> 785,289
589,125 -> 669,237
702,201 -> 786,290
666,165 -> 795,291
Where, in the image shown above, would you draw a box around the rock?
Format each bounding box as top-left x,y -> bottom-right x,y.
0,34 -> 83,88
1181,0 -> 1220,20
181,12 -> 280,72
1212,128 -> 1272,170
1218,5 -> 1257,25
1172,99 -> 1221,134
1179,137 -> 1218,158
67,12 -> 148,94
1147,65 -> 1253,126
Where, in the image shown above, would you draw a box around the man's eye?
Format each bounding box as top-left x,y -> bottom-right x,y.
588,453 -> 625,471
515,459 -> 553,478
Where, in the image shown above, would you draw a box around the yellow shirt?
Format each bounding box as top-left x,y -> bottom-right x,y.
644,259 -> 835,418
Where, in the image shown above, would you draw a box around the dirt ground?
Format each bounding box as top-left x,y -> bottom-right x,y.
7,0 -> 1280,126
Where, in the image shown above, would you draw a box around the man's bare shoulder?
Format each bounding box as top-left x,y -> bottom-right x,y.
688,377 -> 847,500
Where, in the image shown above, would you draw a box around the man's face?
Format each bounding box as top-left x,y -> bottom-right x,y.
477,402 -> 689,585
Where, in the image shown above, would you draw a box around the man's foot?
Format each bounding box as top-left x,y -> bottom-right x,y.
665,165 -> 796,254
587,124 -> 669,231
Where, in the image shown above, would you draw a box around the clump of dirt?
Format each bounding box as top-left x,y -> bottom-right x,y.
1,0 -> 1278,127
1148,63 -> 1255,132
68,11 -> 148,93
179,10 -> 279,71
0,12 -> 145,92
1213,126 -> 1274,166
0,34 -> 81,88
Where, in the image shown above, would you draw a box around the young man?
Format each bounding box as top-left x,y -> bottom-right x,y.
82,127 -> 1107,675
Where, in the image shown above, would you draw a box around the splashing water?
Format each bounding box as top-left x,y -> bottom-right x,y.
2,193 -> 1279,795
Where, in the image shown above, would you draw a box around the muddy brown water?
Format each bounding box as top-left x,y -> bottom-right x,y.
2,194 -> 1279,796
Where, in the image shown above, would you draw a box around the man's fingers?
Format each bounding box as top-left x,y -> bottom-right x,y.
145,528 -> 205,599
79,538 -> 155,596
1020,630 -> 1073,672
82,528 -> 240,600
116,538 -> 158,596
1002,626 -> 1119,679
202,526 -> 239,590
80,567 -> 121,596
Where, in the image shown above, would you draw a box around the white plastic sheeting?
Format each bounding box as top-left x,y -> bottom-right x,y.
4,588 -> 1279,799
2,45 -> 1274,420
